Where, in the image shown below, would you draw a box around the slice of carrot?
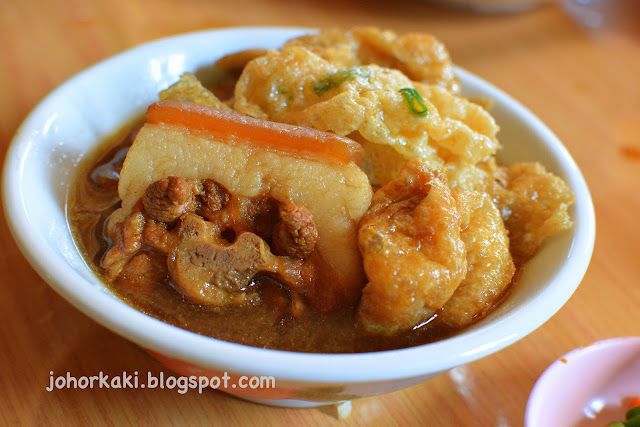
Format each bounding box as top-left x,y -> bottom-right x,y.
145,100 -> 364,165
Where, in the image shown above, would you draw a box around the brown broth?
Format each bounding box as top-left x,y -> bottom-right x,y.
68,122 -> 482,354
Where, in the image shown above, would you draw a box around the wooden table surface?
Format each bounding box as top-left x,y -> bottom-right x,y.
1,0 -> 639,425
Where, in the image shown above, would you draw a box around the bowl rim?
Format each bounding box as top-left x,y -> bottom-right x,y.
1,26 -> 596,384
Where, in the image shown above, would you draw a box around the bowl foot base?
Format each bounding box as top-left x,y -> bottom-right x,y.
236,395 -> 335,408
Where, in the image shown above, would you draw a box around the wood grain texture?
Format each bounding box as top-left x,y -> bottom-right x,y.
1,0 -> 639,425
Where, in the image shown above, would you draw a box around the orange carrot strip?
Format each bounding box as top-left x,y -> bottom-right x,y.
146,100 -> 364,165
630,396 -> 640,409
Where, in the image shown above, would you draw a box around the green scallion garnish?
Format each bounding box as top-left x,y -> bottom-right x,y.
313,67 -> 370,95
399,88 -> 428,116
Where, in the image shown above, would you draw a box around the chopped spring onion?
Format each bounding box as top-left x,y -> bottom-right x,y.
399,88 -> 428,116
313,67 -> 370,95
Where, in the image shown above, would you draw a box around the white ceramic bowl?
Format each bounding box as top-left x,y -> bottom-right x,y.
2,27 -> 595,406
525,337 -> 640,426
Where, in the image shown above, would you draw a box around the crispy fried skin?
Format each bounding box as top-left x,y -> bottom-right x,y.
234,44 -> 498,188
283,27 -> 460,93
490,162 -> 575,266
437,190 -> 515,328
356,160 -> 467,335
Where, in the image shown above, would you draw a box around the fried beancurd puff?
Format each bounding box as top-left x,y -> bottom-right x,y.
233,45 -> 498,188
282,26 -> 460,93
436,190 -> 516,329
490,162 -> 575,266
159,72 -> 233,111
356,160 -> 467,336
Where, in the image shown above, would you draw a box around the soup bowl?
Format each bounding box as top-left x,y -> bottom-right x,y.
2,27 -> 595,406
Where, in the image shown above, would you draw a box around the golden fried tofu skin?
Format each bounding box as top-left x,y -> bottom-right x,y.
159,72 -> 232,111
490,162 -> 575,266
233,44 -> 498,188
436,190 -> 516,329
356,160 -> 467,335
283,27 -> 460,93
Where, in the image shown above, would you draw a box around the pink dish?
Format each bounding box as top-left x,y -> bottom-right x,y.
525,336 -> 640,426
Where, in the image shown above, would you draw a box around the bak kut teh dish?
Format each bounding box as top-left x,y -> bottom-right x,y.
69,27 -> 575,353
